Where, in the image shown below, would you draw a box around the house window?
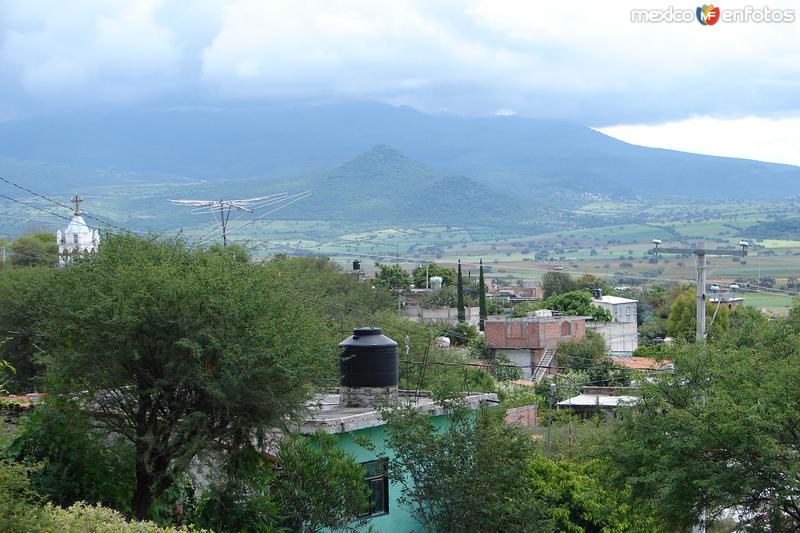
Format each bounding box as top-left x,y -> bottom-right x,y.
626,307 -> 630,316
560,321 -> 571,336
73,234 -> 79,244
361,459 -> 389,517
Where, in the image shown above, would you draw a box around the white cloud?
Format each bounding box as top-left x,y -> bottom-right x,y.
1,0 -> 182,103
597,116 -> 800,167
0,0 -> 798,124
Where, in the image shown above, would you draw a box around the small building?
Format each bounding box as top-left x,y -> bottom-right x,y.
590,292 -> 639,354
556,386 -> 638,419
56,194 -> 100,266
401,305 -> 480,326
592,293 -> 638,323
587,321 -> 639,354
484,314 -> 586,381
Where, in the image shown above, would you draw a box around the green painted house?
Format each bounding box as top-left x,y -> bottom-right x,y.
299,391 -> 497,533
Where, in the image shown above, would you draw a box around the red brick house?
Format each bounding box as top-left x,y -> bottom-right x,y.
485,314 -> 586,381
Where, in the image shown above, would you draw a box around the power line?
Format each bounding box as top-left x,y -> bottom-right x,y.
0,176 -> 139,236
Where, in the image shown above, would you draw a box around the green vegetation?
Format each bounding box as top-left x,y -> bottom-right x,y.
512,290 -> 612,321
367,398 -> 659,532
606,306 -> 800,529
375,262 -> 412,290
4,229 -> 800,531
411,262 -> 456,288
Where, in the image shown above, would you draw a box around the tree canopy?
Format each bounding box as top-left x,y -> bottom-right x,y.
374,262 -> 412,290
411,262 -> 456,288
607,306 -> 800,529
9,234 -> 58,268
667,287 -> 730,341
40,236 -> 337,518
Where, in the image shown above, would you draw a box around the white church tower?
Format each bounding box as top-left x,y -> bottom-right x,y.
57,194 -> 100,266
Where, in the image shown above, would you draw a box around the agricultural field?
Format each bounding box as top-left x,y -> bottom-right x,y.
5,188 -> 800,314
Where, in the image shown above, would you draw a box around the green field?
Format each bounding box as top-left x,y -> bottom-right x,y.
6,188 -> 800,314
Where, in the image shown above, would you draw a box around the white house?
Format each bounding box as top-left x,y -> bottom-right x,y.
590,292 -> 639,354
56,194 -> 100,266
592,294 -> 638,323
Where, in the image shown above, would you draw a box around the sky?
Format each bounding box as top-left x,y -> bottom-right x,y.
1,0 -> 799,165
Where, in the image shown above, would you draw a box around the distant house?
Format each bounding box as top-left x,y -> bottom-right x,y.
484,313 -> 586,381
401,305 -> 480,326
589,292 -> 639,354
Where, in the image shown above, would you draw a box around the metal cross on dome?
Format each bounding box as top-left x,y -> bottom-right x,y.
71,194 -> 83,215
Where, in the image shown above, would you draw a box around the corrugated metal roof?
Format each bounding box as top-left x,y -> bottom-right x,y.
557,394 -> 638,407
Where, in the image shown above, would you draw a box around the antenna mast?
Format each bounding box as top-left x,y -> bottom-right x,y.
168,194 -> 290,249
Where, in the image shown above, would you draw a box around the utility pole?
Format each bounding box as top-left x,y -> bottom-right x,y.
652,239 -> 748,342
546,382 -> 556,459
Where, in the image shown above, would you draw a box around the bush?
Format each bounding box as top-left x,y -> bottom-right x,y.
490,353 -> 523,382
4,404 -> 134,512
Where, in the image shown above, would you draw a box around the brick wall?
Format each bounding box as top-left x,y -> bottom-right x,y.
485,317 -> 586,350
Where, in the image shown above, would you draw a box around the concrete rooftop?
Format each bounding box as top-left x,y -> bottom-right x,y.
298,391 -> 498,434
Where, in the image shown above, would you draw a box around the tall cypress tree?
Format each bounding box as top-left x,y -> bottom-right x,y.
478,259 -> 487,331
457,260 -> 465,323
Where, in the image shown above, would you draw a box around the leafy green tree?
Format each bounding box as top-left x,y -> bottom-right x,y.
5,403 -> 134,512
374,262 -> 411,290
572,274 -> 612,294
10,234 -> 58,268
411,262 -> 456,288
527,456 -> 660,532
0,266 -> 53,393
556,331 -> 629,387
0,459 -> 46,532
542,271 -> 576,299
456,260 -> 465,323
418,285 -> 478,309
607,314 -> 800,529
196,433 -> 367,533
545,291 -> 612,321
272,433 -> 368,532
370,401 -> 552,532
490,353 -> 523,382
666,287 -> 730,342
437,322 -> 477,347
41,236 -> 335,519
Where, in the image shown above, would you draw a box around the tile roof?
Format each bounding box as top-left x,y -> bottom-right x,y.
608,356 -> 668,370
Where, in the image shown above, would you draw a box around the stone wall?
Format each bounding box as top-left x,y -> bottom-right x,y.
339,385 -> 399,408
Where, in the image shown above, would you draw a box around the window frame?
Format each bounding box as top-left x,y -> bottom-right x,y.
360,458 -> 390,518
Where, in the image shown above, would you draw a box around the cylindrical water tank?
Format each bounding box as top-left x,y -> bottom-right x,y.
338,327 -> 398,388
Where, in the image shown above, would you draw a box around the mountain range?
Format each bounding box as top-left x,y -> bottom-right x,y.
1,102 -> 799,236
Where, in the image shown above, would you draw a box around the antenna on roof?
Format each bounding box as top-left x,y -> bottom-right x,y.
168,194 -> 292,249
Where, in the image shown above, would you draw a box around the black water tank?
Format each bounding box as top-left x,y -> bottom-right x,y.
592,288 -> 602,299
339,327 -> 398,388
352,260 -> 361,271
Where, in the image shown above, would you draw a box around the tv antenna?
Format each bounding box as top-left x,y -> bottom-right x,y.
169,193 -> 303,249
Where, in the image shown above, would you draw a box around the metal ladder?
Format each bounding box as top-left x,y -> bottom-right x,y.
532,345 -> 556,383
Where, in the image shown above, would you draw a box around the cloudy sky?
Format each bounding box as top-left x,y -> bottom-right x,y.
1,0 -> 799,164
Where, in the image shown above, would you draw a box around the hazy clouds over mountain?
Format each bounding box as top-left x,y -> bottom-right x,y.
2,0 -> 798,127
